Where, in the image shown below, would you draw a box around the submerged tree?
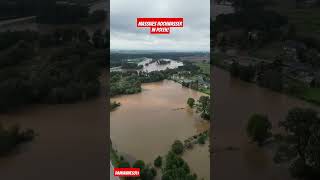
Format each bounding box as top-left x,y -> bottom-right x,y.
274,107 -> 320,179
246,113 -> 272,145
197,96 -> 210,120
171,140 -> 184,155
187,98 -> 195,108
162,151 -> 197,180
0,123 -> 35,156
154,156 -> 162,167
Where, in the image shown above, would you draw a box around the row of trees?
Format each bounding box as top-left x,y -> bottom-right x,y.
110,72 -> 142,96
113,138 -> 200,180
162,151 -> 197,180
110,70 -> 170,96
230,60 -> 284,91
246,107 -> 320,179
0,29 -> 105,112
230,61 -> 256,82
0,28 -> 107,50
0,0 -> 106,25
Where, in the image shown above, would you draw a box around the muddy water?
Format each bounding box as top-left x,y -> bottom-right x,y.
212,67 -> 320,180
0,74 -> 108,180
184,141 -> 210,180
110,80 -> 210,179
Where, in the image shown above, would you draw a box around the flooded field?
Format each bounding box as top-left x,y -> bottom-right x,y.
138,58 -> 183,72
110,58 -> 183,72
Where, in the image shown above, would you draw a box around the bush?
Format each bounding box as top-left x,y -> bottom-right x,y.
162,151 -> 196,180
133,160 -> 145,169
187,98 -> 195,108
154,156 -> 162,167
171,140 -> 184,155
118,160 -> 130,168
197,135 -> 206,144
141,165 -> 157,180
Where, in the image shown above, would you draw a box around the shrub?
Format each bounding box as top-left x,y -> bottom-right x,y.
171,140 -> 184,155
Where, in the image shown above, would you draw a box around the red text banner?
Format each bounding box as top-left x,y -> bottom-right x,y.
114,168 -> 140,177
137,18 -> 183,34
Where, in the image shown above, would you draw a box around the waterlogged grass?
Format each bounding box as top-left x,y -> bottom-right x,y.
199,87 -> 210,95
301,88 -> 320,105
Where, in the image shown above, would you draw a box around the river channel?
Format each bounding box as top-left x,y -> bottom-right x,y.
111,80 -> 210,180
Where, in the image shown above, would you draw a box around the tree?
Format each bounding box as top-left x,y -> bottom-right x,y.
118,160 -> 130,168
262,69 -> 282,91
280,108 -> 318,160
87,10 -> 106,24
197,134 -> 206,144
140,165 -> 157,180
92,29 -> 105,48
78,29 -> 90,42
239,65 -> 255,82
133,160 -> 145,169
230,61 -> 240,77
154,156 -> 162,167
171,140 -> 184,155
246,113 -> 272,145
197,96 -> 210,120
305,125 -> 320,178
162,151 -> 196,180
274,107 -> 320,179
187,98 -> 195,108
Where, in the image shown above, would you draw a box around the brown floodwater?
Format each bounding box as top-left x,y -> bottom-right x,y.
0,73 -> 108,180
110,80 -> 210,179
212,67 -> 320,180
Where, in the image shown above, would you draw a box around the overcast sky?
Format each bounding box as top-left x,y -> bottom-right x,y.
110,0 -> 210,52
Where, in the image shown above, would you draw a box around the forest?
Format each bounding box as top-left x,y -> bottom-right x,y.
0,29 -> 106,112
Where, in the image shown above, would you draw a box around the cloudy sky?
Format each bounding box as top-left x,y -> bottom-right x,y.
110,0 -> 210,52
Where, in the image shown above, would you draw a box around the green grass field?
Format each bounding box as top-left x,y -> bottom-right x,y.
272,0 -> 320,36
195,62 -> 210,75
199,87 -> 210,95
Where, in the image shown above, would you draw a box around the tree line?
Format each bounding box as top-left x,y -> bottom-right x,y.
0,0 -> 106,25
0,29 -> 106,112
